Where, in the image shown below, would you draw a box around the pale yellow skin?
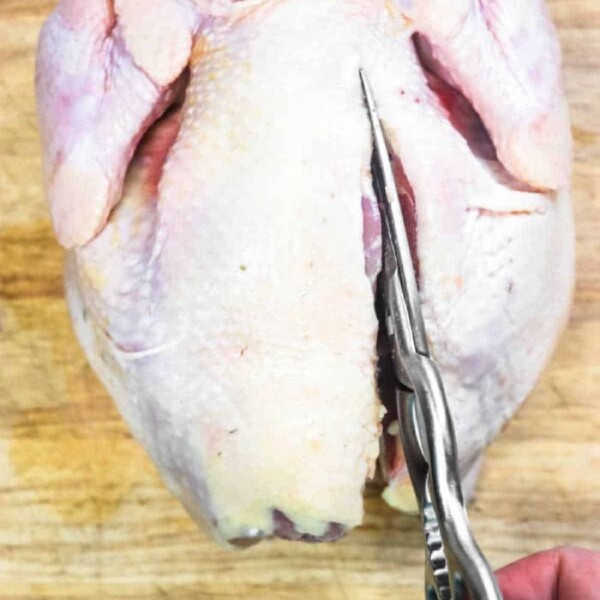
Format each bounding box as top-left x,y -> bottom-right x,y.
37,0 -> 574,543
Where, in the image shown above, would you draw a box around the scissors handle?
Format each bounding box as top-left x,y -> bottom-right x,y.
395,355 -> 503,600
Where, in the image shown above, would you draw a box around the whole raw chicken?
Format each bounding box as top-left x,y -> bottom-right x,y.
36,0 -> 574,544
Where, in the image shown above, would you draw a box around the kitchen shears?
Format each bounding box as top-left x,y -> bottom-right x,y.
359,69 -> 504,600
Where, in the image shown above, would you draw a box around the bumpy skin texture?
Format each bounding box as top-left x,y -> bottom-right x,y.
36,0 -> 574,543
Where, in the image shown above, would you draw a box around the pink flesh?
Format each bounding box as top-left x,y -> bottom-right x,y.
361,195 -> 382,286
35,0 -> 197,248
401,0 -> 571,190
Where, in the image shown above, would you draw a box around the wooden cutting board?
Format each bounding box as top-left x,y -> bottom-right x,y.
0,1 -> 598,598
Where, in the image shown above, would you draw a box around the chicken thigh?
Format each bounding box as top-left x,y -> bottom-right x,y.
36,0 -> 574,544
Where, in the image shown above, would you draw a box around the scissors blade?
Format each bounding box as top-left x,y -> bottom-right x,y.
360,69 -> 504,600
358,68 -> 429,358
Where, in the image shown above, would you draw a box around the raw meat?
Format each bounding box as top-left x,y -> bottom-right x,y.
36,0 -> 574,544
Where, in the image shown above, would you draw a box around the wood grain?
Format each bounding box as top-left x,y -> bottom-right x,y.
0,1 -> 598,598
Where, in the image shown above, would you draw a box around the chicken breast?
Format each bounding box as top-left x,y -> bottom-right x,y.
36,0 -> 574,544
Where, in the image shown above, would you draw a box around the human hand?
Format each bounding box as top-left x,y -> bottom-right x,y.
495,547 -> 600,600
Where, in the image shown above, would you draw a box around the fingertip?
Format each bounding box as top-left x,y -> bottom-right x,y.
495,547 -> 600,600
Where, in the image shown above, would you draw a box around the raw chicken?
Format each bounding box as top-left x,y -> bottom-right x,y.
36,0 -> 574,544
